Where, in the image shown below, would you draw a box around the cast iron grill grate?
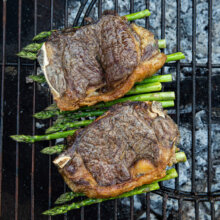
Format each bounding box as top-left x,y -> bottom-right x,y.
0,0 -> 219,219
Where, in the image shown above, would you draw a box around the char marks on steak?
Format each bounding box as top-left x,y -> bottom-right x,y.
38,12 -> 167,111
53,101 -> 180,198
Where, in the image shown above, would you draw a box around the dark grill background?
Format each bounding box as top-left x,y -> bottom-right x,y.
0,0 -> 219,219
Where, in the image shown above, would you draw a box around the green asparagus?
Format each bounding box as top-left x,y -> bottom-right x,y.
54,110 -> 107,125
10,98 -> 175,143
43,168 -> 178,215
126,82 -> 162,95
40,144 -> 67,155
28,73 -> 172,86
32,9 -> 151,42
43,183 -> 159,215
60,110 -> 107,121
33,99 -> 174,120
81,92 -> 175,109
55,192 -> 84,205
27,73 -> 171,87
16,51 -> 37,60
28,74 -> 46,83
47,101 -> 175,133
22,43 -> 43,52
32,30 -> 55,41
34,110 -> 60,119
33,90 -> 175,120
166,52 -> 185,63
124,9 -> 151,21
10,129 -> 77,143
46,119 -> 93,134
18,39 -> 166,62
136,74 -> 172,85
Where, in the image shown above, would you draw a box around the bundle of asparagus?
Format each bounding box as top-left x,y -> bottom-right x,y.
43,166 -> 187,216
11,9 -> 187,216
17,9 -> 184,62
19,10 -> 154,60
11,74 -> 176,144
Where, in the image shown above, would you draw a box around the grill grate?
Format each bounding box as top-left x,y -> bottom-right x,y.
0,0 -> 219,219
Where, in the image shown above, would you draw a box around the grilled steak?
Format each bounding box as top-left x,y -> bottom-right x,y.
53,101 -> 180,198
38,13 -> 167,111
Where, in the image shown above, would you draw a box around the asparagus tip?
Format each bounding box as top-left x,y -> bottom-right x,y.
10,135 -> 33,143
33,111 -> 54,120
40,145 -> 66,155
42,207 -> 65,216
16,51 -> 37,60
45,128 -> 55,134
54,192 -> 84,205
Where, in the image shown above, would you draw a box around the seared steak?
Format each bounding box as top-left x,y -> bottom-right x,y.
38,13 -> 166,111
53,101 -> 179,198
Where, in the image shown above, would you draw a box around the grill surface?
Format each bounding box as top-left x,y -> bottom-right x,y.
0,0 -> 219,219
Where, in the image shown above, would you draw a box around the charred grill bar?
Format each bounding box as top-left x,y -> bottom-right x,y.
0,0 -> 7,217
0,0 -> 218,219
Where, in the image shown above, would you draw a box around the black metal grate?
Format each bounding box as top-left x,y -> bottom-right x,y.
0,0 -> 219,219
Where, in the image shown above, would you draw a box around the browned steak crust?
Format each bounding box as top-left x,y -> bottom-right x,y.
54,101 -> 179,198
38,14 -> 166,111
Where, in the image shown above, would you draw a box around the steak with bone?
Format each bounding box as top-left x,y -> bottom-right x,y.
38,13 -> 167,111
53,101 -> 179,198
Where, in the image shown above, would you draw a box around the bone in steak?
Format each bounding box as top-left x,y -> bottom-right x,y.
38,13 -> 167,111
53,101 -> 180,198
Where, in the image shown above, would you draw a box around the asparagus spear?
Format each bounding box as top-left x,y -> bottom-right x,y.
33,74 -> 173,119
55,192 -> 85,205
16,51 -> 37,60
136,74 -> 172,85
34,110 -> 60,119
32,30 -> 56,41
52,110 -> 107,126
45,119 -> 93,134
124,9 -> 151,21
45,100 -> 177,134
18,39 -> 166,61
126,82 -> 162,95
17,38 -> 184,61
29,73 -> 172,85
43,182 -> 159,215
10,129 -> 77,143
43,168 -> 178,215
11,99 -> 175,143
40,144 -> 67,155
31,10 -> 151,42
51,152 -> 187,207
81,92 -> 175,109
33,100 -> 174,120
22,43 -> 43,52
56,110 -> 107,122
33,90 -> 175,120
28,74 -> 46,83
166,52 -> 185,63
56,100 -> 174,122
